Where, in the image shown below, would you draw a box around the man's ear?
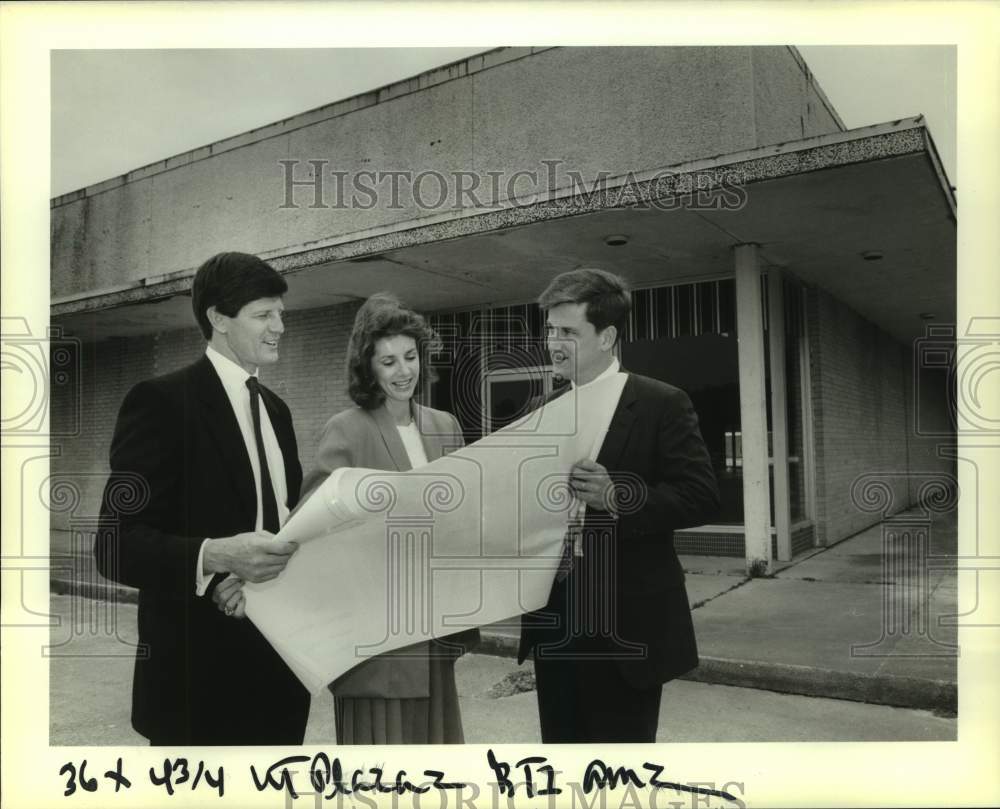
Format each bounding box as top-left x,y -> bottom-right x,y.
600,325 -> 618,351
206,306 -> 228,335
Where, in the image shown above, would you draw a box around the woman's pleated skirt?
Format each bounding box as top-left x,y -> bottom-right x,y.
334,655 -> 464,744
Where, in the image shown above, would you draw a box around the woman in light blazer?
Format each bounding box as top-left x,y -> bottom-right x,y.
300,293 -> 475,744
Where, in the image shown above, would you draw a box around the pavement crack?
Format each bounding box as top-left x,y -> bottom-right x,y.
784,576 -> 896,585
690,577 -> 751,610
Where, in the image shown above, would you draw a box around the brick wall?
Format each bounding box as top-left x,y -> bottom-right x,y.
50,334 -> 158,531
903,344 -> 957,505
806,286 -> 936,546
50,300 -> 361,531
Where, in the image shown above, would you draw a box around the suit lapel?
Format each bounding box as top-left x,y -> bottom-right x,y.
414,404 -> 448,462
595,374 -> 637,471
372,404 -> 412,471
189,356 -> 257,518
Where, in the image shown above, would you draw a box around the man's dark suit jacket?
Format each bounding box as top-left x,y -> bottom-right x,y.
518,372 -> 720,688
94,355 -> 310,745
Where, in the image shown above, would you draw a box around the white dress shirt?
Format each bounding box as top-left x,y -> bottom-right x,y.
195,346 -> 289,595
570,357 -> 623,392
569,357 -> 627,523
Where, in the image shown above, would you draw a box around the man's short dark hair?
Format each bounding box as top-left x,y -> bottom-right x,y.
537,268 -> 632,342
346,293 -> 441,410
191,252 -> 288,340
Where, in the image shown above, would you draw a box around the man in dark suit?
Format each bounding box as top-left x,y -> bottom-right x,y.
518,268 -> 720,743
95,252 -> 310,745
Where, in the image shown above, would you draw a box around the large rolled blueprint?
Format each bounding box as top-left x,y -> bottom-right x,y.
244,372 -> 627,694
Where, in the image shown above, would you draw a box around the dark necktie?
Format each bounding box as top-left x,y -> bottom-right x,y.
555,511 -> 584,582
246,376 -> 280,533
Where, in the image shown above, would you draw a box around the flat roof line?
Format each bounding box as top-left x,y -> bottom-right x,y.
52,46 -> 848,208
51,46 -> 548,207
52,118 -> 946,318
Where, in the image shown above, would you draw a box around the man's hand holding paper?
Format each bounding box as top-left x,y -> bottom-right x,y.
202,531 -> 299,583
569,459 -> 617,512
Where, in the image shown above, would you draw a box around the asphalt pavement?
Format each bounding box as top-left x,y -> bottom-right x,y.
46,595 -> 954,746
47,505 -> 960,747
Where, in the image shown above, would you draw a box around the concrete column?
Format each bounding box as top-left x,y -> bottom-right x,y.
734,244 -> 773,575
768,269 -> 793,561
799,292 -> 818,529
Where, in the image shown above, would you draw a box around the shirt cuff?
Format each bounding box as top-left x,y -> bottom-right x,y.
195,538 -> 212,596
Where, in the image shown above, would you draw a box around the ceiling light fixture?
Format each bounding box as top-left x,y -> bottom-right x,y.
604,234 -> 629,247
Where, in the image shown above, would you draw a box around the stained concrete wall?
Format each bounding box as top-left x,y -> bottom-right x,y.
52,46 -> 842,301
752,47 -> 843,144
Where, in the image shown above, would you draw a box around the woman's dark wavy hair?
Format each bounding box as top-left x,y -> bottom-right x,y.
346,293 -> 441,410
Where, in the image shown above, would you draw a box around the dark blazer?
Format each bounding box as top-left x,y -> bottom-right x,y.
94,355 -> 310,745
518,372 -> 720,688
301,402 -> 478,698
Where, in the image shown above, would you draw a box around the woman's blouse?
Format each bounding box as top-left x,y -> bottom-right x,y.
395,421 -> 429,469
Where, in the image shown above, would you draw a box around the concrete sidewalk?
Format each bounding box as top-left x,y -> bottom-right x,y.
50,507 -> 958,714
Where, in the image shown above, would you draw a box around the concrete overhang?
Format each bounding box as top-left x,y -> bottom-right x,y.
53,116 -> 954,344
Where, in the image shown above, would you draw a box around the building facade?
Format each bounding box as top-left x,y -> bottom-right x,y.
50,46 -> 957,568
